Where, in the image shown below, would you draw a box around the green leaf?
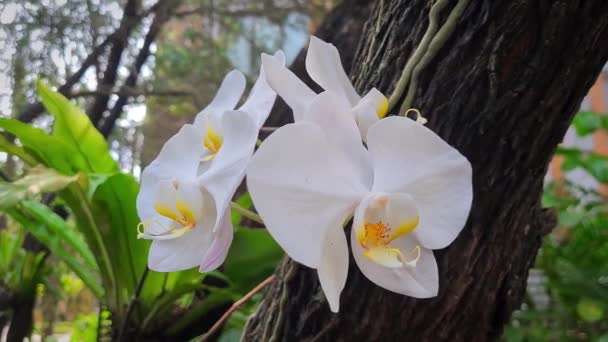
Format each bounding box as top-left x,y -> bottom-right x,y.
7,207 -> 103,298
576,298 -> 604,322
555,147 -> 608,183
0,118 -> 88,174
89,173 -> 146,308
37,80 -> 118,173
0,166 -> 80,210
571,111 -> 608,136
20,200 -> 97,270
223,227 -> 283,292
0,134 -> 37,166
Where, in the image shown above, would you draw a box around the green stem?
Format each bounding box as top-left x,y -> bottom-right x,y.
230,201 -> 264,225
118,266 -> 149,341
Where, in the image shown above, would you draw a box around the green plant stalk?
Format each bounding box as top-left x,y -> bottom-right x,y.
118,266 -> 150,341
231,201 -> 264,225
0,134 -> 38,166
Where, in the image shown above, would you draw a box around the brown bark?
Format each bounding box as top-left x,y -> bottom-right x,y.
243,1 -> 608,341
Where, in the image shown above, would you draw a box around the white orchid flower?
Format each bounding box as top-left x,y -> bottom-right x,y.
137,52 -> 284,272
247,92 -> 472,312
136,124 -> 223,272
262,36 -> 389,140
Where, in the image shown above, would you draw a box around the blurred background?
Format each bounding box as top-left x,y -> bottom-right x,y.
0,0 -> 606,341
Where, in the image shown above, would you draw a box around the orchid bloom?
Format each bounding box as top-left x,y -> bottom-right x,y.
137,52 -> 284,272
262,36 -> 391,139
247,92 -> 472,312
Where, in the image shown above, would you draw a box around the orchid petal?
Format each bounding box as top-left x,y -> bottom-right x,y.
240,51 -> 285,128
301,91 -> 373,189
351,229 -> 438,297
306,36 -> 360,105
176,182 -> 205,222
194,70 -> 246,128
247,122 -> 365,267
199,211 -> 233,272
317,225 -> 349,312
148,220 -> 214,272
137,124 -> 201,224
198,110 -> 258,232
352,88 -> 388,140
261,53 -> 316,122
367,116 -> 472,249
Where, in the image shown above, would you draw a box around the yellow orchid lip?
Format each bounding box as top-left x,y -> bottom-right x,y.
138,196 -> 198,241
376,96 -> 389,119
203,126 -> 223,158
356,217 -> 420,268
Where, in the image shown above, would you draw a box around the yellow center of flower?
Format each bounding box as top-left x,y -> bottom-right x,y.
137,195 -> 198,241
203,126 -> 223,160
376,96 -> 389,119
356,217 -> 421,268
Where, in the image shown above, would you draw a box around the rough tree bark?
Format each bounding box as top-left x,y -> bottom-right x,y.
243,1 -> 608,341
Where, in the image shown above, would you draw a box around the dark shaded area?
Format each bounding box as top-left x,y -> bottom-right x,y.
244,0 -> 608,341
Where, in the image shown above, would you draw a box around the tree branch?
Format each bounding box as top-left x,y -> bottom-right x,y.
99,0 -> 178,137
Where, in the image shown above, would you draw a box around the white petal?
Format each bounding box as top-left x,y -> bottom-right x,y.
367,116 -> 473,249
199,211 -> 233,272
352,88 -> 388,140
261,52 -> 316,122
301,91 -> 373,189
148,221 -> 214,272
306,36 -> 360,105
239,51 -> 285,128
246,122 -> 365,267
194,70 -> 246,128
317,225 -> 349,312
176,181 -> 205,222
198,110 -> 258,232
351,229 -> 439,297
137,124 -> 201,223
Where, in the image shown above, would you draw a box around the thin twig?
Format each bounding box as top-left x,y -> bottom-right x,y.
230,202 -> 264,225
198,275 -> 275,342
118,266 -> 150,341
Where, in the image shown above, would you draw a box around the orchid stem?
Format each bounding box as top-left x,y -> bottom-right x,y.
230,201 -> 264,225
118,266 -> 149,341
198,275 -> 275,342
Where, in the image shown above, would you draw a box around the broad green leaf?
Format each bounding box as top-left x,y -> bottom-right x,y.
0,118 -> 88,174
20,200 -> 97,270
90,173 -> 145,308
37,80 -> 118,173
8,208 -> 103,297
0,166 -> 79,210
223,227 -> 283,292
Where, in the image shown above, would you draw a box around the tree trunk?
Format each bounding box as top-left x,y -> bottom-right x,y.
243,1 -> 608,341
